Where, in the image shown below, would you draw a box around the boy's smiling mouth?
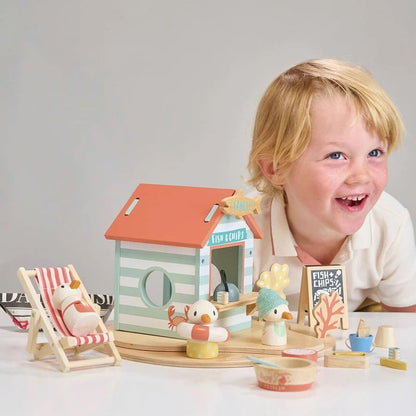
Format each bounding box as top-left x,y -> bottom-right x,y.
335,194 -> 368,209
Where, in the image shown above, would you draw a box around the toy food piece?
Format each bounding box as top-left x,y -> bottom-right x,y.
175,300 -> 230,359
356,319 -> 371,337
380,357 -> 407,371
52,281 -> 99,336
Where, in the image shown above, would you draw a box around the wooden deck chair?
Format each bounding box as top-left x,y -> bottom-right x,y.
17,264 -> 121,372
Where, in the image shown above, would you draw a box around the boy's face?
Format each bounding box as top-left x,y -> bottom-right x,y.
283,94 -> 388,242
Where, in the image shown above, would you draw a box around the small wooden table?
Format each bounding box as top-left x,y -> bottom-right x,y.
211,291 -> 258,315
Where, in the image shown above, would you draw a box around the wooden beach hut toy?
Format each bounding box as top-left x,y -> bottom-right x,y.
105,184 -> 263,339
17,265 -> 121,372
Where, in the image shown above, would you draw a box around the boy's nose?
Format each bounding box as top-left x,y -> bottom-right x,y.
345,160 -> 371,185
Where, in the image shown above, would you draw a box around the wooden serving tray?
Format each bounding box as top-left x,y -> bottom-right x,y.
113,319 -> 335,368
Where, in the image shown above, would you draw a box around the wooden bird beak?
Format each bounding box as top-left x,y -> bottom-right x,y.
70,280 -> 81,289
201,314 -> 211,324
282,311 -> 293,320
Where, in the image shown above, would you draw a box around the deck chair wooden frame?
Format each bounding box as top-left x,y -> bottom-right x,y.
17,264 -> 121,372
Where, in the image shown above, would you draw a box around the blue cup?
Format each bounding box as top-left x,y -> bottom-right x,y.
345,333 -> 375,353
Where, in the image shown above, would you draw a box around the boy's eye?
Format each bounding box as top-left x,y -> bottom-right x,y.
328,152 -> 344,160
368,149 -> 382,157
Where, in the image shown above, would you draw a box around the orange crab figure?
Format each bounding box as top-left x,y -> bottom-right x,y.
167,304 -> 190,330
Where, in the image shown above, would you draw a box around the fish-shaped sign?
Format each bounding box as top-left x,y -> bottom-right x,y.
221,189 -> 262,219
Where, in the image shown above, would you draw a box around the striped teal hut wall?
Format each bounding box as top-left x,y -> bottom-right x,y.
114,240 -> 200,338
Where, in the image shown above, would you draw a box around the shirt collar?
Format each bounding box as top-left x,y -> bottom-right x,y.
270,196 -> 372,257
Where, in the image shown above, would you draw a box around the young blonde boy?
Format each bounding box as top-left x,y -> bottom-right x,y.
248,59 -> 416,312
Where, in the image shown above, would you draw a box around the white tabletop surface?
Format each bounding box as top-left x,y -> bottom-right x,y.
1,311 -> 415,416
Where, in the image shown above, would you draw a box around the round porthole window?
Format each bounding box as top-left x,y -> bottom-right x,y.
143,269 -> 173,307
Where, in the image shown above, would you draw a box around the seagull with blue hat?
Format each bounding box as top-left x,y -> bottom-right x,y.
256,288 -> 293,346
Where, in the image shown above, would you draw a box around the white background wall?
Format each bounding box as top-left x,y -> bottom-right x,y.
2,1 -> 415,294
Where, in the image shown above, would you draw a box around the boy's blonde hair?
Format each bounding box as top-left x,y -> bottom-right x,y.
247,58 -> 404,198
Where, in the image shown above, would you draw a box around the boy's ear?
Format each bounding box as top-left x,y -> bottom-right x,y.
257,158 -> 285,185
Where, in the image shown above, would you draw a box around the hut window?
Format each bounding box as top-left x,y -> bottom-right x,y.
143,269 -> 172,307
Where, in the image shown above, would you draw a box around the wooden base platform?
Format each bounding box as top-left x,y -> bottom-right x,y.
114,319 -> 335,368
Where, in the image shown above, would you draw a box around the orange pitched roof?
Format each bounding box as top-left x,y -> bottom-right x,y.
105,184 -> 263,248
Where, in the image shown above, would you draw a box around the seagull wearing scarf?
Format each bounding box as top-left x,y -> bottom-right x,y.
257,288 -> 293,346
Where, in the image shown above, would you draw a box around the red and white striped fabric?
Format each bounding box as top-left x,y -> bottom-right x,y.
35,267 -> 109,346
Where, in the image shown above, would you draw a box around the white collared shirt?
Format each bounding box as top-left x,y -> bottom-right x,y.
253,191 -> 416,311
